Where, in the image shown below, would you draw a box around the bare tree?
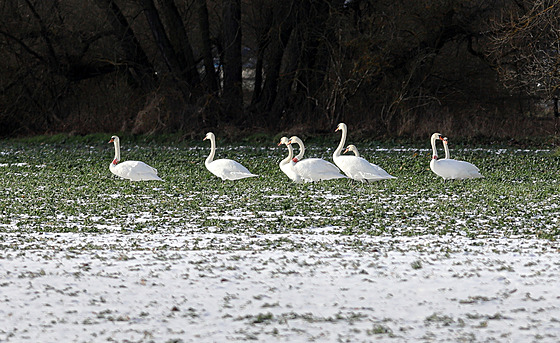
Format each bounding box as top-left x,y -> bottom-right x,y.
93,0 -> 156,90
489,0 -> 560,115
197,0 -> 219,93
222,0 -> 243,121
1,0 -> 551,137
156,0 -> 201,90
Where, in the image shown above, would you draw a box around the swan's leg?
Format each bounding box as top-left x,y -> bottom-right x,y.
346,178 -> 360,189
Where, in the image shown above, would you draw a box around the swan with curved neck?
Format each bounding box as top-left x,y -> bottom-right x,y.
277,137 -> 302,182
343,145 -> 360,157
203,132 -> 258,180
430,133 -> 483,180
333,123 -> 395,182
442,137 -> 450,159
108,136 -> 162,181
289,136 -> 306,163
285,135 -> 346,182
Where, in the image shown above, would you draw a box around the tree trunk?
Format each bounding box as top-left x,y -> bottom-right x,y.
196,0 -> 219,93
257,16 -> 294,114
269,31 -> 300,125
156,0 -> 201,89
250,40 -> 265,105
249,7 -> 274,106
93,0 -> 155,90
140,0 -> 191,100
222,0 -> 243,122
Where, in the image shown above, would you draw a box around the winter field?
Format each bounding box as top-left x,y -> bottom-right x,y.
1,138 -> 559,342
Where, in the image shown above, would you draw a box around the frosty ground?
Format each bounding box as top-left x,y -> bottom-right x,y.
0,140 -> 559,342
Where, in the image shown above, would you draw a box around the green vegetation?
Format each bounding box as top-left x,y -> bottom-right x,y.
1,140 -> 559,249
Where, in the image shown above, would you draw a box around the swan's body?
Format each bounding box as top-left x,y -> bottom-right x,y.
108,136 -> 162,181
287,136 -> 346,182
429,133 -> 483,180
203,132 -> 258,180
333,123 -> 396,182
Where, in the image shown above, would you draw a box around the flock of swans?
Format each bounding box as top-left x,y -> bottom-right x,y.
108,123 -> 483,182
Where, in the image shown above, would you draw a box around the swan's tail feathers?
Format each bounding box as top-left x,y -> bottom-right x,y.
139,170 -> 163,181
369,164 -> 396,180
134,174 -> 163,181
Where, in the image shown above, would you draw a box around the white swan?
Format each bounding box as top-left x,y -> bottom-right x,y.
287,136 -> 346,182
108,136 -> 162,181
203,132 -> 258,180
430,133 -> 483,180
277,137 -> 302,183
333,123 -> 396,182
442,137 -> 450,159
343,144 -> 360,157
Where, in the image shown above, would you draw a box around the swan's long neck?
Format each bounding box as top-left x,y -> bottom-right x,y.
443,141 -> 450,159
205,136 -> 216,165
112,139 -> 121,165
431,136 -> 439,160
281,144 -> 294,166
353,149 -> 360,158
294,138 -> 305,161
334,127 -> 347,158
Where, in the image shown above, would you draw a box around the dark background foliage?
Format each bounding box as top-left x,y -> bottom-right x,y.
0,0 -> 559,139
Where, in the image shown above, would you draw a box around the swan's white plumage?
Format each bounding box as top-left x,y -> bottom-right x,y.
333,123 -> 396,182
110,161 -> 162,181
287,136 -> 346,182
206,159 -> 258,181
340,143 -> 395,181
294,159 -> 346,182
204,132 -> 258,181
108,136 -> 162,181
429,133 -> 483,180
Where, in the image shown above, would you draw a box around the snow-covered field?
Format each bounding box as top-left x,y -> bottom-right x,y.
1,235 -> 560,342
1,141 -> 559,342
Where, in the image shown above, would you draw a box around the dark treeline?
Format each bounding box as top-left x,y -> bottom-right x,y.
0,0 -> 559,139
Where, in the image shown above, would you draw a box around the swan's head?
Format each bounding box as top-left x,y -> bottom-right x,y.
278,137 -> 290,146
335,123 -> 347,132
443,137 -> 448,144
203,132 -> 215,141
108,135 -> 119,144
287,136 -> 301,145
343,144 -> 357,154
431,133 -> 444,141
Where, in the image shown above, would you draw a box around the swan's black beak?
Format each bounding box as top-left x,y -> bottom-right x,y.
203,137 -> 207,141
343,148 -> 349,154
108,138 -> 114,143
277,141 -> 282,146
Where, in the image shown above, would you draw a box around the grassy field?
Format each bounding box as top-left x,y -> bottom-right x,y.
1,137 -> 559,342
